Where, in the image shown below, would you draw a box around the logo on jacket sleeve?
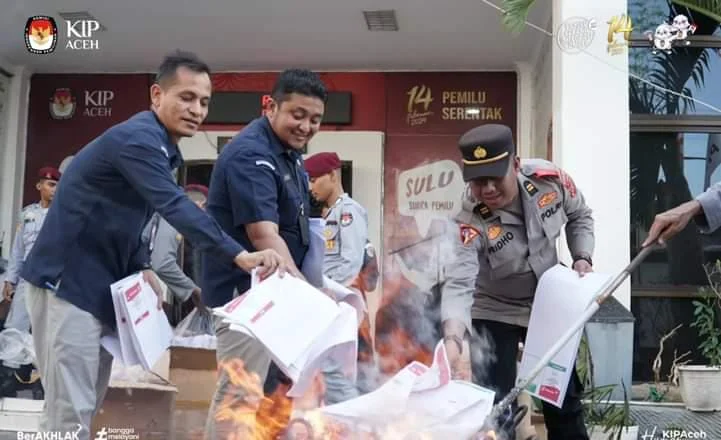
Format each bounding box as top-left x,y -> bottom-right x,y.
340,212 -> 353,226
25,16 -> 58,54
459,224 -> 480,245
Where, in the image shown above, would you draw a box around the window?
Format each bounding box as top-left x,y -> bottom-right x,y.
630,131 -> 721,289
627,0 -> 721,291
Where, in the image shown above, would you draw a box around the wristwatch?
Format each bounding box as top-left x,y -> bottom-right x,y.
573,255 -> 593,266
443,334 -> 464,353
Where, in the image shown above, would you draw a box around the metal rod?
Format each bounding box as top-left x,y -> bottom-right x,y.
479,243 -> 661,432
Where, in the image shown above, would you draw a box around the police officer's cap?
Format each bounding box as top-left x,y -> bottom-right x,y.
305,152 -> 341,178
458,124 -> 515,181
38,167 -> 61,181
184,184 -> 208,198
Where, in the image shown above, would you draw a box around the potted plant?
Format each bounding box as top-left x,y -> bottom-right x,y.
677,261 -> 721,411
578,331 -> 638,440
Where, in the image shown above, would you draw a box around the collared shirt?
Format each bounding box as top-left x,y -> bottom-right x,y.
202,117 -> 311,307
323,193 -> 368,285
5,203 -> 49,285
441,158 -> 595,330
144,214 -> 198,303
21,111 -> 244,327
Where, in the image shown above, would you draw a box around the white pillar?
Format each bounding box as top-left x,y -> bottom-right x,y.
514,61 -> 534,159
0,61 -> 31,258
553,1 -> 631,308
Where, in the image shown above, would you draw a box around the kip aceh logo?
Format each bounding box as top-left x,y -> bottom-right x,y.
25,15 -> 58,54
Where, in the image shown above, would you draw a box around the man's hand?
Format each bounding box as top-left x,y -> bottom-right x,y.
142,269 -> 164,309
572,259 -> 593,277
2,282 -> 15,302
643,200 -> 702,247
234,249 -> 289,279
444,335 -> 471,381
191,288 -> 209,315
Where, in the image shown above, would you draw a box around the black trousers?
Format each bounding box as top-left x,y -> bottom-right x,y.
471,319 -> 589,440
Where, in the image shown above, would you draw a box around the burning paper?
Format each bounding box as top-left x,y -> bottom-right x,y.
213,271 -> 360,398
315,341 -> 496,439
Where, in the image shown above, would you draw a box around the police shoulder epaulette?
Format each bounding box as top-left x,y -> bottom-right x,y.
474,203 -> 493,220
533,169 -> 560,178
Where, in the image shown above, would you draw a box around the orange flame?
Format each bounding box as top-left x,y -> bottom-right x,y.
213,359 -> 292,440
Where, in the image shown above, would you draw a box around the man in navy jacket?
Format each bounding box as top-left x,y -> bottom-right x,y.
20,51 -> 286,439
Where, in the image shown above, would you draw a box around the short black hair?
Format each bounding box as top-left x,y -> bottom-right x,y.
271,69 -> 328,104
155,50 -> 211,87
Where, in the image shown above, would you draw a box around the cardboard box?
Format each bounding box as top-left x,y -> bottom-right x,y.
169,347 -> 217,404
0,397 -> 43,432
92,379 -> 177,440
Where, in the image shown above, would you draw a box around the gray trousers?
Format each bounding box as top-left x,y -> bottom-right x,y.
5,280 -> 31,333
204,315 -> 272,439
25,284 -> 113,440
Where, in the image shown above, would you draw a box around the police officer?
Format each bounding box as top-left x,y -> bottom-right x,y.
440,124 -> 594,440
0,167 -> 59,399
305,152 -> 369,285
145,185 -> 209,315
304,151 -> 369,404
20,51 -> 285,440
2,167 -> 60,332
201,68 -> 327,437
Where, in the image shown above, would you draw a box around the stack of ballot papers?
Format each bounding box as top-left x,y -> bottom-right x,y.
318,341 -> 496,439
100,272 -> 174,370
213,271 -> 363,398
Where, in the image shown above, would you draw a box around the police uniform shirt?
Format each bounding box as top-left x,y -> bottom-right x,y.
323,193 -> 369,285
4,203 -> 50,285
21,111 -> 244,328
147,215 -> 198,303
201,116 -> 311,307
442,158 -> 594,329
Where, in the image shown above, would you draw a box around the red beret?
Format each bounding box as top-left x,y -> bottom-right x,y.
38,167 -> 61,181
305,152 -> 341,178
184,184 -> 208,198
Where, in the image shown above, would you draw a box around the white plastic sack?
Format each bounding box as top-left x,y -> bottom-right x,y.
171,308 -> 217,350
0,328 -> 35,368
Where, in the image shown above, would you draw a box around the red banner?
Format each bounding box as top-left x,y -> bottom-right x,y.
23,74 -> 151,205
385,72 -> 517,135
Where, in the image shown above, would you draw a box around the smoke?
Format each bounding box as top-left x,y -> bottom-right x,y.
286,217 -> 502,438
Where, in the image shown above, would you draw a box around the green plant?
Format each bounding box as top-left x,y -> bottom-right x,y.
691,261 -> 721,366
578,332 -> 636,439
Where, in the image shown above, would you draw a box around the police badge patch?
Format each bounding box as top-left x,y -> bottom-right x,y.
459,224 -> 481,246
340,212 -> 353,226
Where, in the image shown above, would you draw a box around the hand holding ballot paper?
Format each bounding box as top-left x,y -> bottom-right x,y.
100,272 -> 174,370
518,264 -> 613,407
213,270 -> 363,398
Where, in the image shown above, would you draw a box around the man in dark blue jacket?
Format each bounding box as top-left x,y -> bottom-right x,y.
202,69 -> 327,438
20,51 -> 286,440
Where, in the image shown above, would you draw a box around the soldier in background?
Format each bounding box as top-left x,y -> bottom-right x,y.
440,124 -> 594,440
305,152 -> 372,404
0,166 -> 60,399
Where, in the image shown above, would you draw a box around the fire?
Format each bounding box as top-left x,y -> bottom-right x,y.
213,359 -> 293,439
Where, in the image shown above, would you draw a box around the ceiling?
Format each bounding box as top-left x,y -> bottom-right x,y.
0,0 -> 551,73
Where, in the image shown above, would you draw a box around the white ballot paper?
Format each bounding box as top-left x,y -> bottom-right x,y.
319,341 -> 495,438
101,272 -> 174,370
214,271 -> 359,397
518,264 -> 613,407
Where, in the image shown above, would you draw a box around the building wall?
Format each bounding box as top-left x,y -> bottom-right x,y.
532,35 -> 553,161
